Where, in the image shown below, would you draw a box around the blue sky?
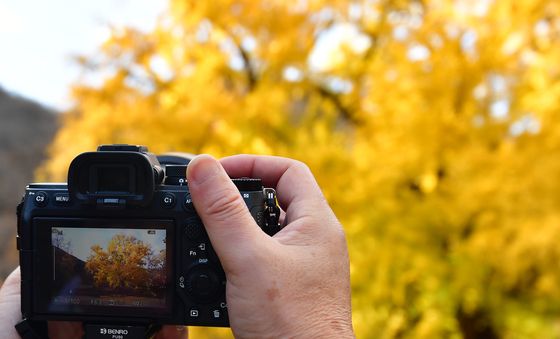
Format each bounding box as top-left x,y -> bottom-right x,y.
52,227 -> 166,262
0,0 -> 166,110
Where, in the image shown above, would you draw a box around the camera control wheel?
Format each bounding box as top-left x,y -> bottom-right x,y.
184,265 -> 222,303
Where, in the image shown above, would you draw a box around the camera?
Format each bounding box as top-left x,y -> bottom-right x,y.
16,145 -> 280,339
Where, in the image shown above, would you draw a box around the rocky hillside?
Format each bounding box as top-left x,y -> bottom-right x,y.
0,87 -> 58,279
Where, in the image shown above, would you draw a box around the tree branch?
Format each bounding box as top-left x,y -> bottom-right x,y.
316,85 -> 360,124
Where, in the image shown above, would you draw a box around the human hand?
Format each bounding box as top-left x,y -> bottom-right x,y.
0,268 -> 188,339
187,155 -> 354,339
0,267 -> 23,339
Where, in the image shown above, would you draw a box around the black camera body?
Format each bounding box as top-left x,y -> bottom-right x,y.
16,145 -> 280,338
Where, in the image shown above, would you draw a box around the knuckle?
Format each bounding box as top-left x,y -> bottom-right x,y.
332,225 -> 348,244
325,225 -> 349,259
287,160 -> 316,183
325,218 -> 348,246
292,159 -> 311,174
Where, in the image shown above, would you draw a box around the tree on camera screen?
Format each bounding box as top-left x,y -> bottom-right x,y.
51,227 -> 167,309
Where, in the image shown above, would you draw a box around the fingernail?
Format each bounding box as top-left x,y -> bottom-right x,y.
188,155 -> 221,185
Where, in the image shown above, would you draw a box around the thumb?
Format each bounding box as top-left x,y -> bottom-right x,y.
187,155 -> 267,272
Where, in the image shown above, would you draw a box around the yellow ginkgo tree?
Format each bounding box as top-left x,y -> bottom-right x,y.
40,0 -> 560,337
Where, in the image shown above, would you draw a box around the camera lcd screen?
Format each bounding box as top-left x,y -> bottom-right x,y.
49,227 -> 167,312
95,166 -> 132,193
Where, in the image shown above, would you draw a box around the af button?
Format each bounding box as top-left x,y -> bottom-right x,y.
183,193 -> 194,212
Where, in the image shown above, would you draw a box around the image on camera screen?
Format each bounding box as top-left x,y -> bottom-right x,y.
50,227 -> 167,311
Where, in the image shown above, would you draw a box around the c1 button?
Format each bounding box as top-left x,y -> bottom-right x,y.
33,192 -> 48,207
161,193 -> 176,208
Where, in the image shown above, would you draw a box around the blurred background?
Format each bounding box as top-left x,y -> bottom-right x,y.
2,0 -> 560,338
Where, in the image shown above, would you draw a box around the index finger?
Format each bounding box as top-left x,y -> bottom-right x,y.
220,155 -> 327,221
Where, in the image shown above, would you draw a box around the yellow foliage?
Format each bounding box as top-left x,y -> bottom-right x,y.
40,0 -> 560,337
85,234 -> 164,291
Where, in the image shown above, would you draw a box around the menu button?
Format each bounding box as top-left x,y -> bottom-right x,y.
54,193 -> 71,205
